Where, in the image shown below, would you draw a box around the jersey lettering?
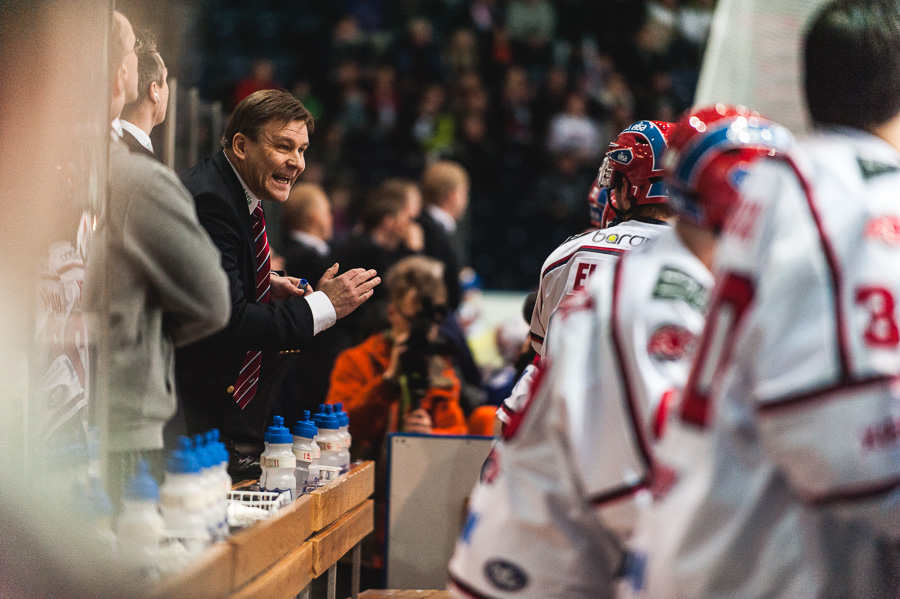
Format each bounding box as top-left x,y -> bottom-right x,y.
680,273 -> 754,427
855,285 -> 900,348
573,262 -> 597,290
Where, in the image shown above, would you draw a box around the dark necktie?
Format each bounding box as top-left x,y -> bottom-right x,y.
233,202 -> 271,409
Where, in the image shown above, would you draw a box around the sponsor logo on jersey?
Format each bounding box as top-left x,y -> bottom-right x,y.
480,448 -> 500,485
652,266 -> 709,313
864,215 -> 900,246
484,559 -> 529,592
628,121 -> 649,132
459,510 -> 480,545
591,230 -> 651,247
647,324 -> 697,361
573,261 -> 597,291
860,415 -> 900,452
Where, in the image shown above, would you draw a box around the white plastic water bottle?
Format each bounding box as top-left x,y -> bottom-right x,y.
192,434 -> 218,541
116,459 -> 164,581
205,429 -> 231,541
261,416 -> 296,499
332,402 -> 352,472
160,437 -> 210,555
291,411 -> 320,495
314,405 -> 343,470
259,424 -> 274,490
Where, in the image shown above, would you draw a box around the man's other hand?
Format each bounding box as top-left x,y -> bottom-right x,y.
269,273 -> 309,301
317,263 -> 381,319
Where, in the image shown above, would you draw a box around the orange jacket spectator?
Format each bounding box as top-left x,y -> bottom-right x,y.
327,330 -> 467,462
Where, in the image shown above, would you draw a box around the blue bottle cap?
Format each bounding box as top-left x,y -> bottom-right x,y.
291,409 -> 318,438
205,429 -> 228,465
193,434 -> 212,469
166,436 -> 201,475
334,403 -> 350,427
124,459 -> 160,501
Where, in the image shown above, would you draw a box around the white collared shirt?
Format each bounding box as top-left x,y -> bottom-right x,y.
120,119 -> 154,153
222,151 -> 336,334
111,118 -> 124,138
290,230 -> 330,257
426,204 -> 457,234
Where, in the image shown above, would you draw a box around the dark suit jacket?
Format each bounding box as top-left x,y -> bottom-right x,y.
176,152 -> 316,448
418,209 -> 462,310
120,127 -> 158,161
282,235 -> 332,288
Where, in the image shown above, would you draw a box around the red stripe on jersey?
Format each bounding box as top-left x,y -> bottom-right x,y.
781,155 -> 852,379
609,257 -> 655,471
541,246 -> 626,278
756,375 -> 895,415
448,574 -> 504,599
589,481 -> 649,506
804,473 -> 900,507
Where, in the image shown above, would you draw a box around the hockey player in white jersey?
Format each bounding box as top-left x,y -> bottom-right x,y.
497,121 -> 676,426
446,106 -> 790,598
642,2 -> 900,597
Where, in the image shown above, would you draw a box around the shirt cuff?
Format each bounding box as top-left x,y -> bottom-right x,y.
306,291 -> 336,335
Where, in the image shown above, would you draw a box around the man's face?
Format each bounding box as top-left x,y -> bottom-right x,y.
235,120 -> 309,203
119,15 -> 139,104
394,194 -> 421,240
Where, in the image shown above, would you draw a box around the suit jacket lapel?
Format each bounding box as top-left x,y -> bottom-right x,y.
212,152 -> 254,245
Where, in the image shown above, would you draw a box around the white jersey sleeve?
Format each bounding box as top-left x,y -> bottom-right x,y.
449,229 -> 711,599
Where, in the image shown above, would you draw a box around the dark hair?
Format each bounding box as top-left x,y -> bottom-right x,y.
121,32 -> 165,118
221,89 -> 314,149
804,0 -> 900,130
360,180 -> 411,232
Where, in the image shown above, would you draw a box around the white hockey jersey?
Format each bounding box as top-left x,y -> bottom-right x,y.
642,130 -> 900,599
529,220 -> 668,356
497,220 -> 669,425
448,229 -> 711,599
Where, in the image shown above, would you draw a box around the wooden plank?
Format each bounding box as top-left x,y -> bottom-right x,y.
228,543 -> 313,599
309,499 -> 374,576
151,542 -> 233,599
358,592 -> 455,599
309,461 -> 374,532
228,494 -> 314,588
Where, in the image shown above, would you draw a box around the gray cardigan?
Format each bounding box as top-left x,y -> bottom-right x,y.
84,140 -> 230,452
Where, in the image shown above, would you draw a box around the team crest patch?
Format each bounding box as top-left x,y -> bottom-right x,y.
647,324 -> 697,361
864,215 -> 900,246
484,559 -> 529,592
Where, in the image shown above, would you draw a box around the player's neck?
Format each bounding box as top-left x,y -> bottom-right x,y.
870,112 -> 900,155
675,220 -> 716,271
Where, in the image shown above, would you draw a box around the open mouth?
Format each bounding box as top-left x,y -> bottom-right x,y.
273,174 -> 292,185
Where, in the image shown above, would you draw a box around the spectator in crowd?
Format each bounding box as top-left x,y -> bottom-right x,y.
333,178 -> 423,347
418,160 -> 469,311
505,0 -> 557,72
176,89 -> 380,478
232,59 -> 278,108
119,31 -> 168,160
86,11 -> 230,491
327,255 -> 467,460
282,182 -> 334,288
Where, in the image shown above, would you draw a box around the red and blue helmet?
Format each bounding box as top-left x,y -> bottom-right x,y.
664,104 -> 793,233
602,120 -> 677,218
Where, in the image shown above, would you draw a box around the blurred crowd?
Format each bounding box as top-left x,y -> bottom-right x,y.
186,0 -> 716,289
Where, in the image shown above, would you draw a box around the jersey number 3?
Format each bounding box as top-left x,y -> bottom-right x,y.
856,286 -> 900,348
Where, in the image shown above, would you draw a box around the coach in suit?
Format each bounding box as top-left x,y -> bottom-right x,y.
119,32 -> 168,161
177,90 -> 380,467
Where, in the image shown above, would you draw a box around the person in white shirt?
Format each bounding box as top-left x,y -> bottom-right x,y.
119,31 -> 168,160
642,2 -> 900,597
448,105 -> 792,599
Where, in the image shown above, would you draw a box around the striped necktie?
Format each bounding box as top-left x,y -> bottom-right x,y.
233,201 -> 271,409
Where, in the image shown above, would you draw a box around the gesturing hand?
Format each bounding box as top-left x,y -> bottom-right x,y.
269,273 -> 309,301
316,263 -> 381,319
403,408 -> 433,434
